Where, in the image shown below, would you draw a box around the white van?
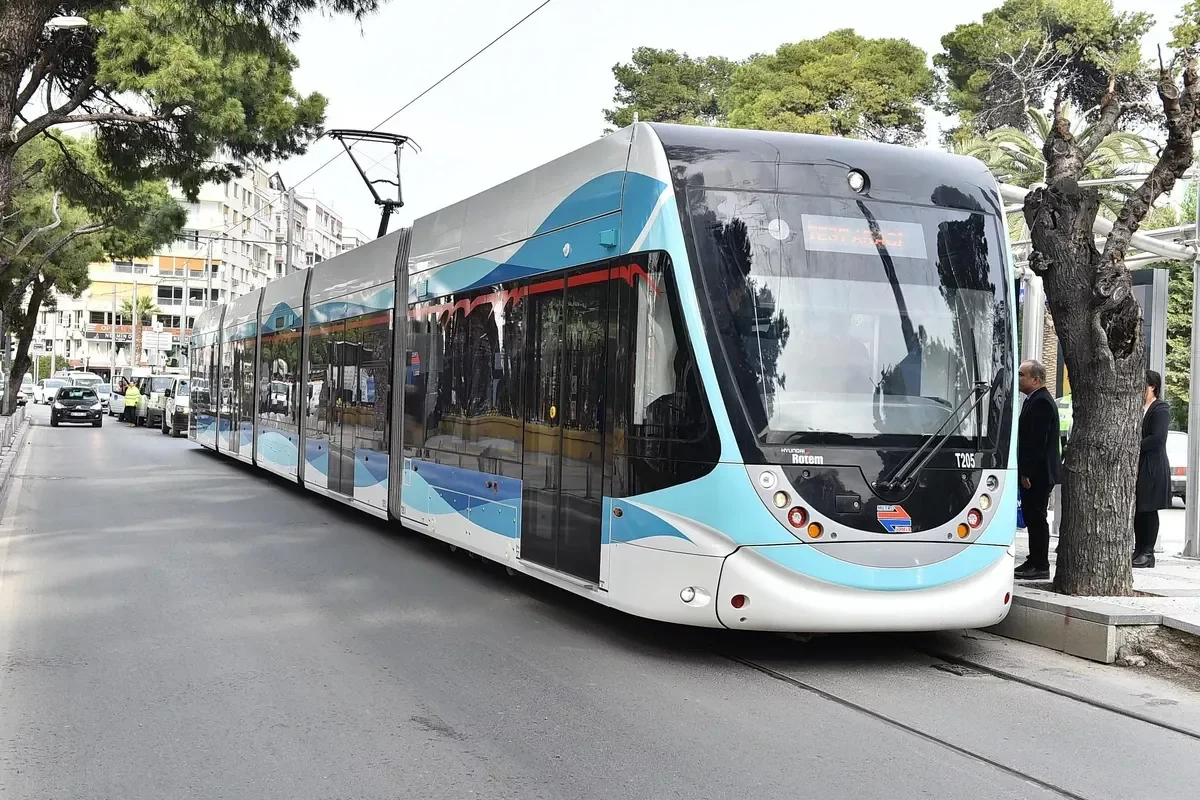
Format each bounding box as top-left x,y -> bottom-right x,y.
159,376 -> 190,437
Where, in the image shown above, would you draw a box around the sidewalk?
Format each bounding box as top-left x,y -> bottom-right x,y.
1015,501 -> 1200,636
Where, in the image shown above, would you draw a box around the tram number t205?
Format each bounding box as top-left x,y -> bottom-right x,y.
955,452 -> 979,469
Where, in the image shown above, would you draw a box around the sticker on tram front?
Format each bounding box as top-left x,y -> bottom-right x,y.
877,504 -> 913,533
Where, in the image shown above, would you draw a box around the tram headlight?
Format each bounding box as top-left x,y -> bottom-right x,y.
773,491 -> 790,508
759,471 -> 777,490
680,587 -> 696,603
979,494 -> 992,511
986,474 -> 999,491
847,169 -> 869,193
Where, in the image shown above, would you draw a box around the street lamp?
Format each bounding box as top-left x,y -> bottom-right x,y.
44,16 -> 90,30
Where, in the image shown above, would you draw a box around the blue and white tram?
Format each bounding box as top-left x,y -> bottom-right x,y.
190,122 -> 1019,632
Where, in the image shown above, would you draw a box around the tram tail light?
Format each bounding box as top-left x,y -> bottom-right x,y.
787,507 -> 808,528
967,508 -> 983,529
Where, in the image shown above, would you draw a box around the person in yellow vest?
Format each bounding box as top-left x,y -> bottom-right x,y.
123,380 -> 141,426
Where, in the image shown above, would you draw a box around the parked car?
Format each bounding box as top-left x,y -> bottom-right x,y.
160,376 -> 190,437
17,375 -> 33,406
144,374 -> 177,430
95,382 -> 112,410
67,372 -> 103,389
109,382 -> 127,417
49,385 -> 103,427
1168,430 -> 1188,504
33,378 -> 67,404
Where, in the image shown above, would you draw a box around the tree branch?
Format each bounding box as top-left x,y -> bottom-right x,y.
14,46 -> 57,118
0,219 -> 107,323
8,190 -> 61,262
1102,59 -> 1199,266
28,221 -> 108,273
13,75 -> 97,148
1079,74 -> 1122,159
13,157 -> 46,191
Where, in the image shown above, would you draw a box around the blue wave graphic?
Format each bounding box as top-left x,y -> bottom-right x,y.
354,448 -> 389,487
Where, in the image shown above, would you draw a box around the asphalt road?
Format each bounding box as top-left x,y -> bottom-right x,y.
1,405 -> 1198,799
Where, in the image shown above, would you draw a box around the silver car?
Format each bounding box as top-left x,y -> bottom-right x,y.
1167,430 -> 1187,504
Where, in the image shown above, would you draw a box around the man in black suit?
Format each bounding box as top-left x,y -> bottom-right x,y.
1016,360 -> 1062,580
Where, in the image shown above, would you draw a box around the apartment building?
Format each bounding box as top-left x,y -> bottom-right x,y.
273,192 -> 309,278
299,191 -> 344,267
28,167 -> 369,377
340,227 -> 371,254
35,166 -> 279,377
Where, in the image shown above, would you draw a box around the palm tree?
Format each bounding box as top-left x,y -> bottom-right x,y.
955,104 -> 1157,221
120,294 -> 161,367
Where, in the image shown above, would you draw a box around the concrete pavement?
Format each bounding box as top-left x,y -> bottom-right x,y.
1,406 -> 1199,799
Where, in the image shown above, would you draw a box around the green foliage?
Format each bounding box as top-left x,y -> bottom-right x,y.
956,103 -> 1155,213
86,0 -> 330,198
936,0 -> 1154,137
120,294 -> 161,325
0,132 -> 183,316
0,0 -> 377,410
603,48 -> 737,130
1171,1 -> 1200,49
1143,186 -> 1196,430
723,30 -> 937,145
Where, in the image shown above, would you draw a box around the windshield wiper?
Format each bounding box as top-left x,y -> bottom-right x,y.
877,381 -> 989,493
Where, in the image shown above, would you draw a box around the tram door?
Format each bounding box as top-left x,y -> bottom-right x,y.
520,271 -> 608,583
326,322 -> 358,497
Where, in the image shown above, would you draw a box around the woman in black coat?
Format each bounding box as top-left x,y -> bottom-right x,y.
1135,370 -> 1171,568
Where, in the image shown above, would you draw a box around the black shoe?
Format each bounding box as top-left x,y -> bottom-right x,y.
1132,552 -> 1155,569
1015,563 -> 1050,580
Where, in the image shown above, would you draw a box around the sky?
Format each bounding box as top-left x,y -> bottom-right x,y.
275,0 -> 1188,237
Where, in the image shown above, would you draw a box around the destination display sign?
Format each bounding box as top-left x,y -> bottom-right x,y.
800,214 -> 928,260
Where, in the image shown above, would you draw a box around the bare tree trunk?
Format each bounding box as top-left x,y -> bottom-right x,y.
1023,68 -> 1200,596
1026,179 -> 1142,596
0,1 -> 57,220
3,275 -> 44,414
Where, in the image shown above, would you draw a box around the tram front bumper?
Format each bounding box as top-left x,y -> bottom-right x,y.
715,544 -> 1014,633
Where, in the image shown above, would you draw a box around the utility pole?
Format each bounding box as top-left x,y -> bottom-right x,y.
1184,180 -> 1200,559
111,284 -> 117,381
132,274 -> 139,367
50,309 -> 56,375
205,237 -> 214,314
285,188 -> 295,276
182,251 -> 190,370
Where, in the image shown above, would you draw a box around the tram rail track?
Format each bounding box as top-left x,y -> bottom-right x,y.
725,653 -> 1095,800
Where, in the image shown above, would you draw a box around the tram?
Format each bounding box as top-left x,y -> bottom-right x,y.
190,122 -> 1018,632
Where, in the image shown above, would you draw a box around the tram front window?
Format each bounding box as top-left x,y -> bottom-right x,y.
691,188 -> 1012,450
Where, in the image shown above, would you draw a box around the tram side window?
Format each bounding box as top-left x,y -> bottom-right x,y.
305,322 -> 336,439
259,327 -> 301,429
236,337 -> 255,430
346,312 -> 392,456
422,289 -> 524,463
219,335 -> 235,419
403,313 -> 431,452
611,252 -> 719,494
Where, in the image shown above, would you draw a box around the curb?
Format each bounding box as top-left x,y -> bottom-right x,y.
985,586 -> 1199,664
0,418 -> 31,497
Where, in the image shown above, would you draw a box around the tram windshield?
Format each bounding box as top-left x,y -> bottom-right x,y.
690,189 -> 1012,448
